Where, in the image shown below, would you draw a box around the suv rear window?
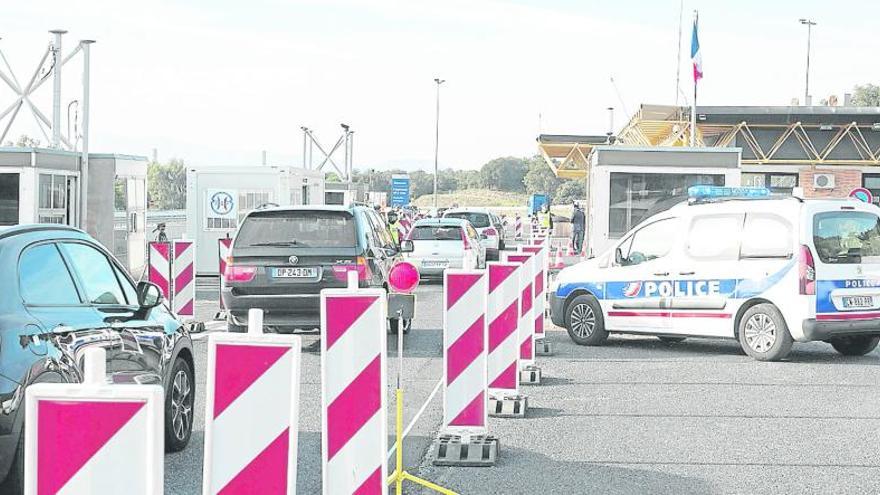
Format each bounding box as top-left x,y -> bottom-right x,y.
445,212 -> 489,228
235,210 -> 356,248
813,211 -> 880,264
410,225 -> 462,241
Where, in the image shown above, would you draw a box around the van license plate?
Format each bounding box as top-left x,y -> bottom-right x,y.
273,267 -> 317,278
842,296 -> 873,309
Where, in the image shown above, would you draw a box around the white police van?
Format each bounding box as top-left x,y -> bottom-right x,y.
549,186 -> 880,361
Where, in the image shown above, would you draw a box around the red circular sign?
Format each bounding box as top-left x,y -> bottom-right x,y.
849,187 -> 874,204
388,261 -> 420,293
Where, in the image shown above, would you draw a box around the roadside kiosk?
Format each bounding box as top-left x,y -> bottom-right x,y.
586,146 -> 741,256
185,165 -> 325,275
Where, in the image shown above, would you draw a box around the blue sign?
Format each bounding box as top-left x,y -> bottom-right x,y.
391,175 -> 410,207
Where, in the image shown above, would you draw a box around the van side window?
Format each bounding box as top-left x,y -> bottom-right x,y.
741,214 -> 793,258
686,214 -> 743,261
617,218 -> 677,266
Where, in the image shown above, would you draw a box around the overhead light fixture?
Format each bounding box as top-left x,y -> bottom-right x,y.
819,124 -> 834,131
698,114 -> 707,121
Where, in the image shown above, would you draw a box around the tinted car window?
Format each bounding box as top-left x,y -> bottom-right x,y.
113,263 -> 139,305
411,225 -> 463,241
445,212 -> 490,228
62,243 -> 127,305
236,210 -> 356,248
19,243 -> 80,305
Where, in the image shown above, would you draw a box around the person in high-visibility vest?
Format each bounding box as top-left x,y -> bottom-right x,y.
538,204 -> 553,232
387,211 -> 400,246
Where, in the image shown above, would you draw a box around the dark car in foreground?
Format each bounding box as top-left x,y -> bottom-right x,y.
0,225 -> 195,491
222,205 -> 411,333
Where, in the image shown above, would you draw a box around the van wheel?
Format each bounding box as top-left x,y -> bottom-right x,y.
658,336 -> 686,344
738,303 -> 793,361
829,336 -> 880,356
565,294 -> 607,345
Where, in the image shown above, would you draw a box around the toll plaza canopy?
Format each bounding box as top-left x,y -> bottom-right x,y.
536,134 -> 608,179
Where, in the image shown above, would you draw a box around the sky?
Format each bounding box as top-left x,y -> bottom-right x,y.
3,0 -> 880,171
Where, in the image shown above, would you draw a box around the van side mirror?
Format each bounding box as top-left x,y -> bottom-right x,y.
399,240 -> 414,253
136,281 -> 163,308
614,247 -> 624,266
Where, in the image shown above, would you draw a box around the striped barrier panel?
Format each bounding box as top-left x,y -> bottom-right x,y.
172,240 -> 195,320
514,216 -> 522,240
486,262 -> 520,397
321,289 -> 387,494
202,311 -> 302,494
503,252 -> 535,368
442,270 -> 488,433
148,241 -> 172,300
25,347 -> 163,495
520,245 -> 547,339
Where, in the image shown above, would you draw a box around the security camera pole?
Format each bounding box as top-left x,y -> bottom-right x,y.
799,18 -> 817,105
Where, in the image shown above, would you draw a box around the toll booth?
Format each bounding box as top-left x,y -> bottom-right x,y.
0,147 -> 148,273
186,165 -> 325,275
586,146 -> 741,256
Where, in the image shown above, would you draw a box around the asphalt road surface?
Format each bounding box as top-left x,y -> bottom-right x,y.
166,278 -> 880,494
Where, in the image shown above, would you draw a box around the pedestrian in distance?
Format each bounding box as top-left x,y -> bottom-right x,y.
153,222 -> 168,242
571,202 -> 585,254
386,210 -> 400,247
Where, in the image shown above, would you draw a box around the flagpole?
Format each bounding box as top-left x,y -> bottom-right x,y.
690,10 -> 698,147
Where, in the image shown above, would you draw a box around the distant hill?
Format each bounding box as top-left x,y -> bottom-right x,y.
411,188 -> 527,208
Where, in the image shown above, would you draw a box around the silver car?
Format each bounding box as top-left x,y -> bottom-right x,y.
405,218 -> 485,276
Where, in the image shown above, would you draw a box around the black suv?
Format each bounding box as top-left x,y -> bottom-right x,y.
0,225 -> 195,490
222,205 -> 410,332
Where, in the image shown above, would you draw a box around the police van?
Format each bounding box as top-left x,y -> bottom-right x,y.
549,186 -> 880,361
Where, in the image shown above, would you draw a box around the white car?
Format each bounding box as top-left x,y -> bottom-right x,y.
550,186 -> 880,361
405,218 -> 485,276
442,207 -> 504,260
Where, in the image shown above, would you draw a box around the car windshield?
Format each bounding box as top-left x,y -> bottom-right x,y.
445,212 -> 489,228
235,210 -> 356,248
813,211 -> 880,264
410,225 -> 462,241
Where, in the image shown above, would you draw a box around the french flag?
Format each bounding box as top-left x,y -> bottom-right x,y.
691,14 -> 703,82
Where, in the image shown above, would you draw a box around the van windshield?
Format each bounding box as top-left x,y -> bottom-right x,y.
445,212 -> 489,228
813,211 -> 880,264
410,225 -> 462,241
235,210 -> 356,248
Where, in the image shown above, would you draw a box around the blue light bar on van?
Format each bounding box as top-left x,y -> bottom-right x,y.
687,185 -> 771,199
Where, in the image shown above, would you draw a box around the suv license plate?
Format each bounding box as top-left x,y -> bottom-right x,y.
273,267 -> 317,278
842,296 -> 873,309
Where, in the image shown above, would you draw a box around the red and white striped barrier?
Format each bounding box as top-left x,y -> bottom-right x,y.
520,245 -> 547,339
25,347 -> 163,495
202,309 -> 302,494
514,215 -> 523,240
443,270 -> 488,433
504,253 -> 535,368
173,240 -> 195,320
321,289 -> 387,494
148,241 -> 172,300
487,262 -> 520,397
551,243 -> 564,269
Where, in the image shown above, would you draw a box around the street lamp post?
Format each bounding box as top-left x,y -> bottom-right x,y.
799,18 -> 816,105
433,78 -> 445,209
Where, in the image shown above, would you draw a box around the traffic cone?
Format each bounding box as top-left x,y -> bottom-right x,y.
553,243 -> 564,269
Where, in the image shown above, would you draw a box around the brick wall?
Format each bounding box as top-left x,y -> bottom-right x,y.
799,169 -> 862,199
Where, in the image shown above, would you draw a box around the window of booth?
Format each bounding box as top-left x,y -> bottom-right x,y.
0,173 -> 19,226
609,172 -> 724,237
741,172 -> 798,195
863,174 -> 880,206
38,173 -> 70,224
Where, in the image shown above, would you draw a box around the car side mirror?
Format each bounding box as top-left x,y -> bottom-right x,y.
399,240 -> 414,253
136,281 -> 163,309
614,247 -> 624,266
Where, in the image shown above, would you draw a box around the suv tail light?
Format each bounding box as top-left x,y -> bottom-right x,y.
799,245 -> 816,295
483,227 -> 497,236
331,256 -> 371,281
225,260 -> 257,283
